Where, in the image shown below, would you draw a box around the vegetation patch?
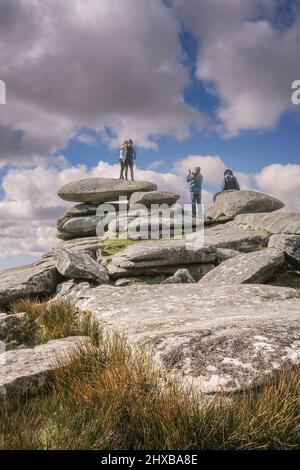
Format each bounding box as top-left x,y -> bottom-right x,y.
10,299 -> 101,347
1,299 -> 300,450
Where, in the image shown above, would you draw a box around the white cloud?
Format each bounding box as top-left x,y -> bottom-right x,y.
148,160 -> 165,171
0,0 -> 203,164
255,163 -> 300,212
173,0 -> 300,136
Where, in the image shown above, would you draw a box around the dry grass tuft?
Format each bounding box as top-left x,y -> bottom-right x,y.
0,303 -> 299,450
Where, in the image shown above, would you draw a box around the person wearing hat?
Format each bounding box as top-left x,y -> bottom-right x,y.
222,169 -> 240,191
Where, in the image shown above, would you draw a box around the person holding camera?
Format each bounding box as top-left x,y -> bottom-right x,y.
186,166 -> 203,217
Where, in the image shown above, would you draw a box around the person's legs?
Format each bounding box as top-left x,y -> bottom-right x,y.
129,162 -> 134,180
191,192 -> 201,217
119,160 -> 125,179
125,162 -> 129,180
191,192 -> 196,217
196,192 -> 201,217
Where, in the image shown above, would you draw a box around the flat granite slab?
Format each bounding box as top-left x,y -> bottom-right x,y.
56,282 -> 300,394
58,178 -> 158,203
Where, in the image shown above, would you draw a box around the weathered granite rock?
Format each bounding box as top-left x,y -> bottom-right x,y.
107,262 -> 214,280
268,234 -> 300,269
209,190 -> 284,218
64,202 -> 100,217
0,337 -> 89,398
105,224 -> 269,278
55,237 -> 104,260
106,240 -> 217,278
56,282 -> 300,393
199,249 -> 285,285
53,248 -> 110,284
0,257 -> 60,306
58,178 -> 157,203
59,201 -> 129,223
130,191 -> 180,208
204,222 -> 269,252
57,215 -> 102,239
234,213 -> 300,235
162,268 -> 195,284
0,312 -> 27,343
216,248 -> 241,264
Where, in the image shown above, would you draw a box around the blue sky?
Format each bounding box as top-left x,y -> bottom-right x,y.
0,0 -> 300,268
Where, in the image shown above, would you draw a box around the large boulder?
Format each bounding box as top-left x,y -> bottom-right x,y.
0,257 -> 60,306
234,213 -> 300,235
57,215 -> 102,239
105,223 -> 270,278
58,200 -> 129,224
58,178 -> 157,203
130,191 -> 180,208
106,240 -> 217,278
268,234 -> 300,269
199,249 -> 285,285
63,202 -> 100,217
53,248 -> 110,284
57,282 -> 300,394
55,237 -> 104,259
0,337 -> 89,398
204,222 -> 269,252
208,190 -> 284,218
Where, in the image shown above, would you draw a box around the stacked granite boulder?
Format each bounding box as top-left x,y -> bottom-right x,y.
57,178 -> 182,240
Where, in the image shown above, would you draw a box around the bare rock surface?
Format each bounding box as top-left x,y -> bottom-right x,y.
130,191 -> 180,208
55,237 -> 104,259
56,282 -> 300,393
209,190 -> 284,218
58,178 -> 157,203
0,337 -> 89,397
106,240 -> 217,278
234,213 -> 300,235
53,248 -> 110,284
199,249 -> 285,285
57,215 -> 102,239
0,257 -> 59,306
204,222 -> 269,252
268,234 -> 300,268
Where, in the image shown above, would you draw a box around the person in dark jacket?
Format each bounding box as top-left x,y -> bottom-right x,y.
186,166 -> 203,217
125,139 -> 137,181
222,169 -> 240,191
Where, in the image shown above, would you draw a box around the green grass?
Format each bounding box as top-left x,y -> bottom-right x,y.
102,237 -> 184,257
1,299 -> 300,450
102,238 -> 140,256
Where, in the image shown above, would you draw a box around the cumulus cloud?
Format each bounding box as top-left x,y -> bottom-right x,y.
0,0 -> 204,164
173,0 -> 300,136
255,163 -> 300,212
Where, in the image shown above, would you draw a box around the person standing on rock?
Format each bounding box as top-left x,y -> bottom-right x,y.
187,167 -> 203,217
222,169 -> 240,191
119,140 -> 128,180
125,139 -> 137,181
